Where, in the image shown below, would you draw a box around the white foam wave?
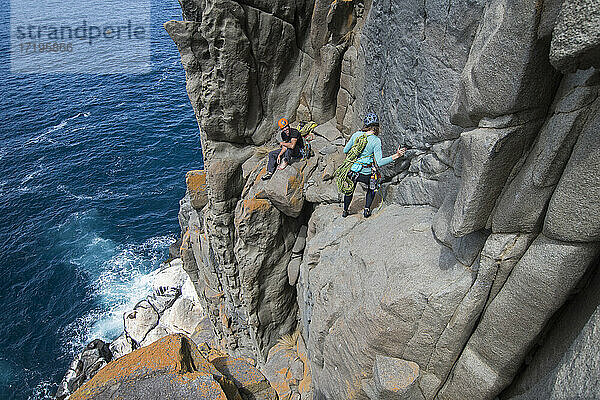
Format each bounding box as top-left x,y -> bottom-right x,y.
57,186 -> 130,202
25,133 -> 57,146
38,111 -> 91,139
62,234 -> 176,357
46,120 -> 67,134
29,379 -> 56,400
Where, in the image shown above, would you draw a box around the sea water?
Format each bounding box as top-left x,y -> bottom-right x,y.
0,1 -> 201,398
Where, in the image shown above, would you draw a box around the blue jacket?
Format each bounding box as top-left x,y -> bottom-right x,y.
343,131 -> 394,175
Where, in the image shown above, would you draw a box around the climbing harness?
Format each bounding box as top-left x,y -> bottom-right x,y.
334,133 -> 370,195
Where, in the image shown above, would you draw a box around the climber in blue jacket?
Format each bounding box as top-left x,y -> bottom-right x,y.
342,113 -> 406,218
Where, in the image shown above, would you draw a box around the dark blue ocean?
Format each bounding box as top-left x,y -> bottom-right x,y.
0,1 -> 201,398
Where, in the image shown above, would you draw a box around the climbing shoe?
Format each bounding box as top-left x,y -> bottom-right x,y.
363,208 -> 371,218
277,160 -> 288,170
342,210 -> 349,218
261,171 -> 273,180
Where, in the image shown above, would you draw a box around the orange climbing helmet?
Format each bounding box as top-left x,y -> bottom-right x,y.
278,118 -> 289,129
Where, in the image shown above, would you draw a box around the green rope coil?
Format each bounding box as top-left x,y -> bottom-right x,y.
335,133 -> 369,195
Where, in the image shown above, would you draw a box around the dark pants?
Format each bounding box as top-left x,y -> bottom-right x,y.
343,173 -> 376,211
267,148 -> 295,173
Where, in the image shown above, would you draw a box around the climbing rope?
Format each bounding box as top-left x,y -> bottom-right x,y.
335,133 -> 369,195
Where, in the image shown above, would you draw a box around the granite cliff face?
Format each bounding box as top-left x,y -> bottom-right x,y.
165,0 -> 600,399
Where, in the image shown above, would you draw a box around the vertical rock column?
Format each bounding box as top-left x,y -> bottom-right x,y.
436,0 -> 600,398
166,0 -> 319,361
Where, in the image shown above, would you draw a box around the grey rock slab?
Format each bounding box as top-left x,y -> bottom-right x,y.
544,107 -> 600,242
302,37 -> 344,122
313,118 -> 343,142
301,41 -> 346,123
387,170 -> 459,209
501,257 -> 600,400
538,0 -> 565,39
292,225 -> 308,254
162,296 -> 205,336
108,333 -> 135,360
492,70 -> 598,234
482,233 -> 536,309
123,300 -> 159,346
477,108 -> 548,130
55,339 -> 112,399
310,136 -> 338,155
437,234 -> 599,400
178,193 -> 193,234
424,233 -> 532,395
333,138 -> 345,146
359,0 -> 485,146
372,356 -> 424,400
168,237 -> 182,260
204,141 -> 255,203
191,316 -> 216,348
385,175 -> 443,208
242,152 -> 264,180
408,154 -> 449,178
287,256 -> 301,286
432,140 -> 460,168
450,0 -> 559,127
256,163 -> 305,218
432,193 -> 488,267
147,289 -> 180,315
304,150 -> 345,204
150,259 -> 188,293
234,192 -> 300,360
139,325 -> 170,347
301,204 -> 471,399
304,177 -> 342,204
553,78 -> 598,114
550,0 -> 600,72
402,272 -> 473,371
451,121 -> 541,237
165,0 -> 313,145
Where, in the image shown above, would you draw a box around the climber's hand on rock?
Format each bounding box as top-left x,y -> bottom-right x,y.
397,146 -> 407,157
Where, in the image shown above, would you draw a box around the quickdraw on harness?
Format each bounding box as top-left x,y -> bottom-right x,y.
334,133 -> 370,195
298,121 -> 317,160
369,163 -> 382,192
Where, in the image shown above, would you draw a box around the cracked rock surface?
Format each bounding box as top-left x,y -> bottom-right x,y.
158,0 -> 600,398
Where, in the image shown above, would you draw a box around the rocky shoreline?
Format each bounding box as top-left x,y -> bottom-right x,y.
55,257 -> 211,399
56,174 -> 312,399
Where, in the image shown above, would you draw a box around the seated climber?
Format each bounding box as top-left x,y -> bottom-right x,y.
336,112 -> 406,218
262,117 -> 304,180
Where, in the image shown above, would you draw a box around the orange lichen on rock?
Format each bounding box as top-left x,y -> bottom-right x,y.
186,170 -> 208,210
271,364 -> 293,399
212,355 -> 276,397
286,173 -> 304,196
255,166 -> 268,183
70,334 -> 242,400
264,331 -> 312,399
180,228 -> 190,253
296,334 -> 312,395
241,198 -> 272,214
